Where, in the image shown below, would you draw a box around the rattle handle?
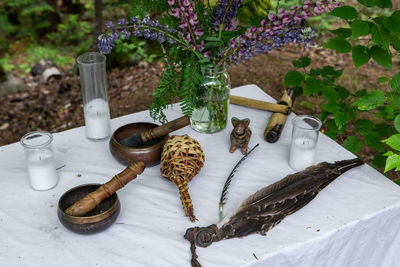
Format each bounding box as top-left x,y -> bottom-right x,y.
141,116 -> 190,143
65,162 -> 145,217
229,95 -> 291,114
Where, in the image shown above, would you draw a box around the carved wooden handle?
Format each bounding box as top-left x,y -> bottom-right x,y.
264,89 -> 295,143
65,161 -> 146,217
141,116 -> 191,143
229,95 -> 291,114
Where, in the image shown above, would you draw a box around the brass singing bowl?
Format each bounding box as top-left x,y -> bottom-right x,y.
58,184 -> 120,234
109,122 -> 169,167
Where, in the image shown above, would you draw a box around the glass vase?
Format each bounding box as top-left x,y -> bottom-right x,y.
190,64 -> 230,133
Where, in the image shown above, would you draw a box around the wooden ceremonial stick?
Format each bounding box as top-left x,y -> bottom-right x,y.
65,161 -> 146,217
119,116 -> 191,147
229,95 -> 291,115
264,88 -> 295,143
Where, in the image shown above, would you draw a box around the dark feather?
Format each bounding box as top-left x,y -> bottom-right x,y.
185,158 -> 363,251
219,143 -> 259,221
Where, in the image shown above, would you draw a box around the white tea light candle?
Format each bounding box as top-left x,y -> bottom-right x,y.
289,137 -> 316,171
20,131 -> 59,191
27,149 -> 58,190
289,115 -> 322,171
84,98 -> 111,140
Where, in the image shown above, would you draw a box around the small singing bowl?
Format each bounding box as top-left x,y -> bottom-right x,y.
109,122 -> 169,167
58,184 -> 120,234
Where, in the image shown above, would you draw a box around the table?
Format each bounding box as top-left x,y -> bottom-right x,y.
1,85 -> 400,267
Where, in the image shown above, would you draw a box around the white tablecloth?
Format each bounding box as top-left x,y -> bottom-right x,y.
1,85 -> 400,267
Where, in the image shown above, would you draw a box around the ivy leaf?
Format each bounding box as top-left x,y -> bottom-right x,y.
329,6 -> 358,20
329,28 -> 352,38
352,45 -> 370,69
390,72 -> 400,92
322,37 -> 352,53
284,71 -> 304,86
343,136 -> 362,153
383,11 -> 400,34
383,151 -> 400,172
371,24 -> 390,49
334,111 -> 348,130
355,119 -> 374,135
292,57 -> 311,68
383,134 -> 400,151
353,90 -> 386,110
369,45 -> 392,70
304,77 -> 324,95
351,20 -> 370,38
395,115 -> 400,133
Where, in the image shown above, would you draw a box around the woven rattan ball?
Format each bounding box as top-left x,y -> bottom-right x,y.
160,135 -> 204,221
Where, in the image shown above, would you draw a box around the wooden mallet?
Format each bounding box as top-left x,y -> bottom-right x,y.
65,161 -> 145,217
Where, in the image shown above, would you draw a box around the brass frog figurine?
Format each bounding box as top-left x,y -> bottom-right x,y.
229,117 -> 252,155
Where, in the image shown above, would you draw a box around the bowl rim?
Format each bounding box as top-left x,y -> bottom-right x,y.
58,183 -> 119,224
110,122 -> 169,151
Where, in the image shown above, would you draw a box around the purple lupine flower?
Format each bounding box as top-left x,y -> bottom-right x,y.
167,0 -> 204,51
212,0 -> 244,30
98,34 -> 114,54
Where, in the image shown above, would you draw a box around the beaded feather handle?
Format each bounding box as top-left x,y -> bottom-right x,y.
160,135 -> 204,222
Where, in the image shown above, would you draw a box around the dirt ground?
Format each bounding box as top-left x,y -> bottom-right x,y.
0,44 -> 398,179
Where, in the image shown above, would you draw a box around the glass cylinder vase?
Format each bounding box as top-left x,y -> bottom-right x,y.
190,64 -> 230,133
76,52 -> 111,140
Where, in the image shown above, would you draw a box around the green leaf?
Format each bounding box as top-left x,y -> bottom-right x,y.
284,71 -> 304,86
358,0 -> 392,8
304,77 -> 324,95
395,115 -> 400,133
384,151 -> 400,172
392,35 -> 400,52
329,6 -> 358,20
353,90 -> 386,110
329,28 -> 352,38
383,134 -> 400,151
383,11 -> 400,33
366,132 -> 385,151
390,72 -> 400,92
336,85 -> 350,99
343,136 -> 362,153
355,89 -> 367,97
292,57 -> 311,68
372,153 -> 386,168
351,20 -> 370,38
352,45 -> 370,69
355,119 -> 374,135
369,45 -> 392,70
322,86 -> 340,104
371,24 -> 390,48
322,37 -> 352,53
377,76 -> 389,84
334,111 -> 348,130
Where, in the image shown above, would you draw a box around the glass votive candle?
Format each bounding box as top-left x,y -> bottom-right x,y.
20,131 -> 59,190
76,52 -> 111,140
289,115 -> 322,171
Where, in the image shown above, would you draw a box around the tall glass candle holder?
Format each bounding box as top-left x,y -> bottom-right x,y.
77,52 -> 111,140
20,131 -> 59,190
289,115 -> 322,171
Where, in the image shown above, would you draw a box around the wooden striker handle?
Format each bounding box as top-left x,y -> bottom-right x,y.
65,162 -> 146,217
141,116 -> 191,143
229,95 -> 291,114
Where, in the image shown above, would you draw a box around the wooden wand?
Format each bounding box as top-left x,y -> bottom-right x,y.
264,88 -> 295,143
65,161 -> 145,217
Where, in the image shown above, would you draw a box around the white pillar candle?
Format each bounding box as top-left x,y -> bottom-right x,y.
289,137 -> 316,171
84,98 -> 111,140
27,150 -> 58,190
